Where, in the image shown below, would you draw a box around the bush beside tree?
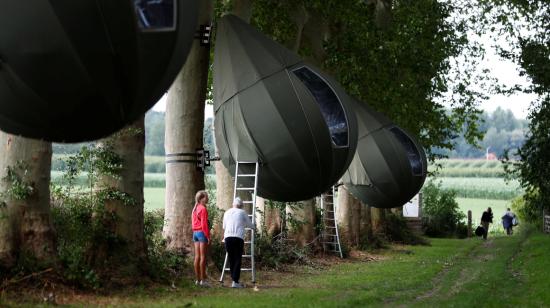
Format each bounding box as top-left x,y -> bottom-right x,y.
422,181 -> 467,238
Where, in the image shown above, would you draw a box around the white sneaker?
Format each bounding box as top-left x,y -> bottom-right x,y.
200,280 -> 211,288
195,280 -> 199,286
231,282 -> 244,288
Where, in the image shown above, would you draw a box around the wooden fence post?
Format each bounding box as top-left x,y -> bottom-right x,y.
467,210 -> 472,237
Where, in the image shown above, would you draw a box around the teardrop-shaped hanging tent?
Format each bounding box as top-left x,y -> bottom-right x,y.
0,0 -> 198,142
213,15 -> 358,202
342,99 -> 427,208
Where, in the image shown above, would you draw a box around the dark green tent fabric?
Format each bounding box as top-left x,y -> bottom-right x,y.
0,0 -> 197,142
214,15 -> 358,202
342,99 -> 427,208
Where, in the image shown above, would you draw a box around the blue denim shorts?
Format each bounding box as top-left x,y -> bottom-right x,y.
193,231 -> 208,243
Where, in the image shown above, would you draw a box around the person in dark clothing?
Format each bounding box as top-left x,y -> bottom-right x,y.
502,208 -> 516,235
481,207 -> 493,240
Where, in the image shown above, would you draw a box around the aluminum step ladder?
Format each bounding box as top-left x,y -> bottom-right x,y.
320,186 -> 343,258
219,161 -> 259,284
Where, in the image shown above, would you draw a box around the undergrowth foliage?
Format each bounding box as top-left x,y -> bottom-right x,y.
254,200 -> 312,269
422,180 -> 468,238
143,210 -> 188,283
51,144 -> 124,288
51,144 -> 187,288
0,161 -> 34,204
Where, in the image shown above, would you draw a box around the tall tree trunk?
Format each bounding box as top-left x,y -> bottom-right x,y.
213,0 -> 253,240
336,185 -> 353,247
98,118 -> 147,271
359,203 -> 372,246
350,197 -> 362,246
374,0 -> 393,31
163,0 -> 212,254
287,199 -> 316,246
371,207 -> 386,235
256,197 -> 282,236
0,132 -> 55,269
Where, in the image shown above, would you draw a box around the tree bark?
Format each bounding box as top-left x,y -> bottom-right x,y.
98,118 -> 147,270
350,197 -> 362,246
359,203 -> 372,246
371,207 -> 386,235
287,199 -> 316,247
256,197 -> 282,237
336,185 -> 353,247
0,132 -> 55,269
163,0 -> 212,253
231,0 -> 253,22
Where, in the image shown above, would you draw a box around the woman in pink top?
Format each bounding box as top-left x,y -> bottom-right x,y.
192,190 -> 210,287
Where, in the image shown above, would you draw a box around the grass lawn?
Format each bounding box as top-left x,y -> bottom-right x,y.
4,227 -> 549,307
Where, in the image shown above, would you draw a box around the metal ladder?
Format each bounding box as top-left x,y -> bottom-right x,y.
320,186 -> 343,258
219,161 -> 259,284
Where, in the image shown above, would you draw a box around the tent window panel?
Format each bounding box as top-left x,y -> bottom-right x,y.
390,127 -> 423,176
293,67 -> 348,147
134,0 -> 176,31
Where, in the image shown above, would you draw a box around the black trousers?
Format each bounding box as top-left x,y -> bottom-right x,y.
225,237 -> 244,283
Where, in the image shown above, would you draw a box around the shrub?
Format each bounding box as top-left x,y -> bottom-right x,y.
255,232 -> 311,270
51,189 -> 116,289
382,213 -> 430,245
422,180 -> 467,238
144,210 -> 187,282
510,192 -> 543,229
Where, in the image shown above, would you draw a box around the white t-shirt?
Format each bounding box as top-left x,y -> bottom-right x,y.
223,207 -> 254,239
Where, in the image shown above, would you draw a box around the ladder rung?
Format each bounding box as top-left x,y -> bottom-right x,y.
245,227 -> 254,231
247,214 -> 253,217
243,254 -> 252,258
321,242 -> 339,244
243,201 -> 254,204
326,226 -> 337,228
324,218 -> 335,221
245,241 -> 251,244
224,268 -> 253,271
237,174 -> 256,177
236,187 -> 255,191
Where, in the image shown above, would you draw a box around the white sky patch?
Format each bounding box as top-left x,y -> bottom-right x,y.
152,93 -> 214,119
478,35 -> 535,119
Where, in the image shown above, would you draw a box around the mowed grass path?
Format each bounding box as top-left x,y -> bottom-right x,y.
14,228 -> 546,307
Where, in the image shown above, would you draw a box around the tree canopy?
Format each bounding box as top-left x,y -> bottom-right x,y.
481,0 -> 550,215
241,0 -> 491,161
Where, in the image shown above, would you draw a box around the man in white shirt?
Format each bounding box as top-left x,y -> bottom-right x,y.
223,197 -> 254,288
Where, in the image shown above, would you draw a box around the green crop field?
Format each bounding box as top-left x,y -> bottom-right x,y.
431,177 -> 522,200
51,171 -> 167,188
428,159 -> 513,178
144,187 -> 165,210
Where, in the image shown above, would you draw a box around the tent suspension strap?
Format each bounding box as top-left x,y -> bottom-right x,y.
194,24 -> 212,47
165,148 -> 220,171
